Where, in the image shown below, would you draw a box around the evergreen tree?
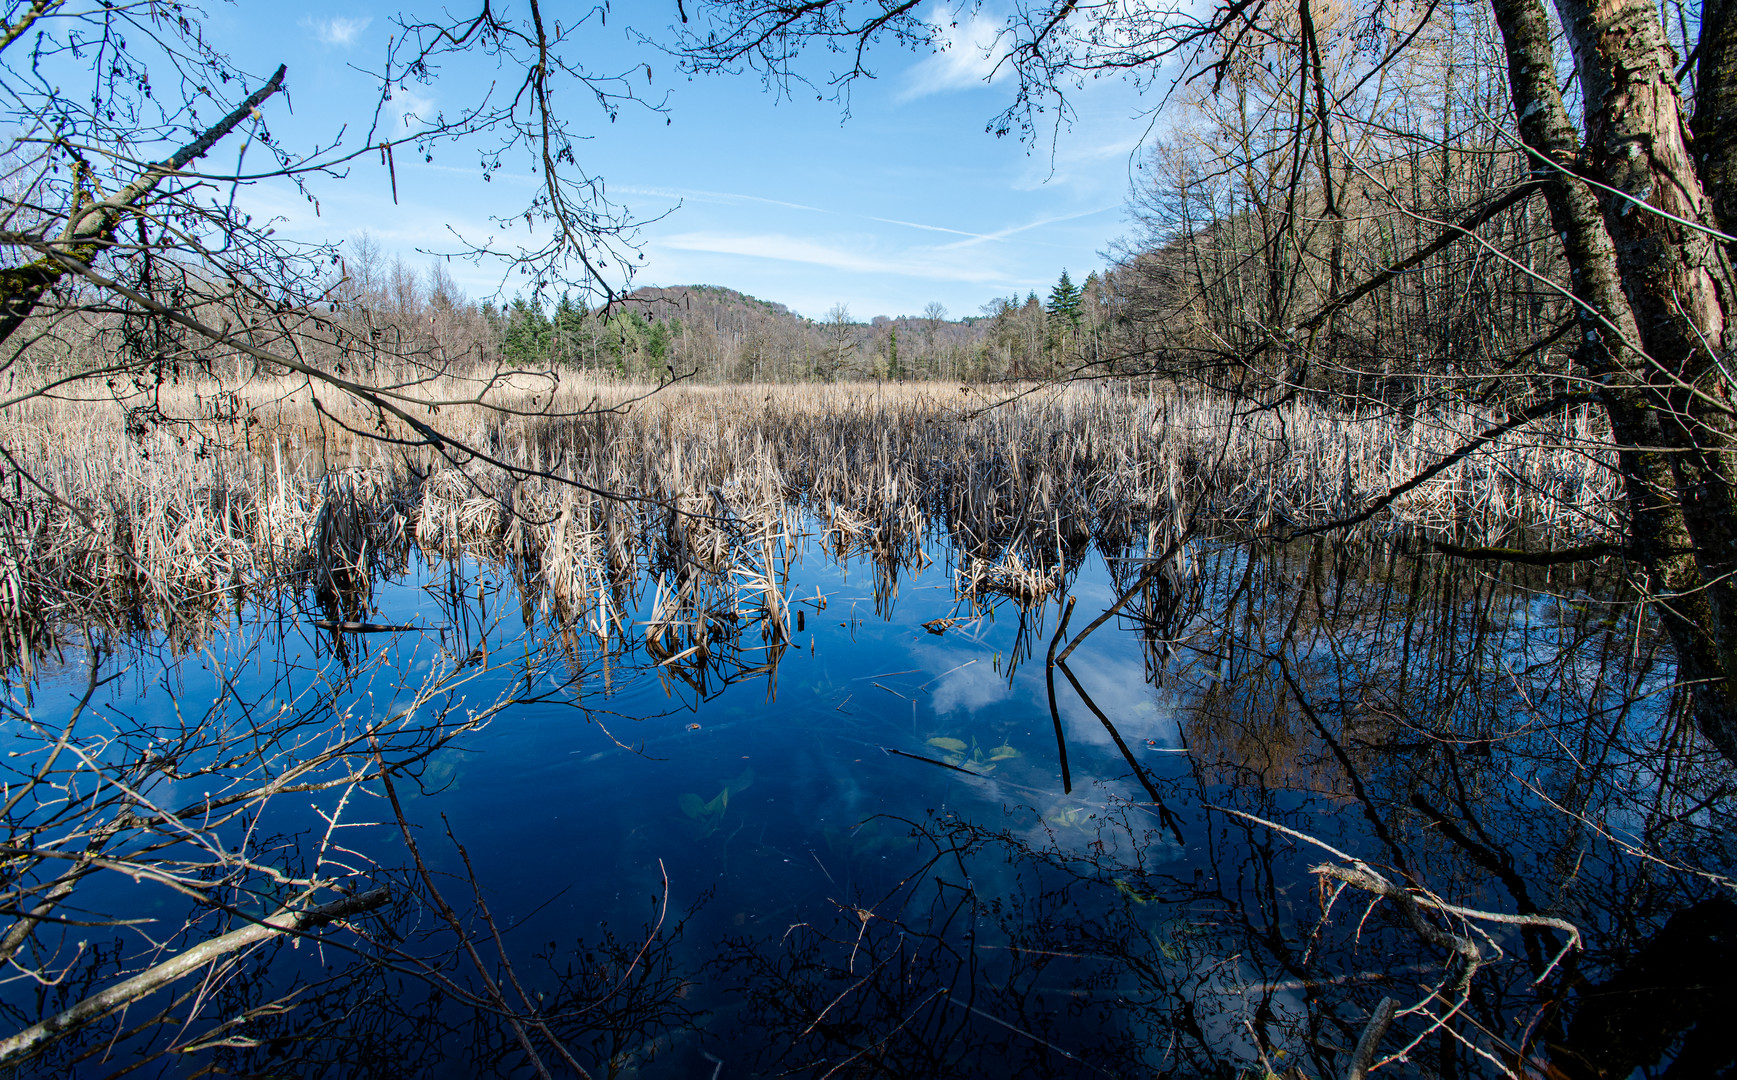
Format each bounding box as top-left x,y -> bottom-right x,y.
551,294 -> 587,369
502,298 -> 551,367
1047,270 -> 1083,327
646,316 -> 671,374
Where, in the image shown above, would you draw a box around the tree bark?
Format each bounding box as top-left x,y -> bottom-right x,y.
1490,0 -> 1737,759
1694,0 -> 1737,261
0,64 -> 287,348
1555,0 -> 1737,757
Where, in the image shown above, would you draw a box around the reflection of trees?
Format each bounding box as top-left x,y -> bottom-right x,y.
692,530 -> 1735,1078
1116,532 -> 1729,1075
0,550 -> 721,1076
5,482 -> 1734,1075
708,767 -> 1725,1078
709,811 -> 1153,1078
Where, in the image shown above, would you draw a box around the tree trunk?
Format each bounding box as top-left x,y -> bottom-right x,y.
1491,0 -> 1737,758
1694,0 -> 1737,264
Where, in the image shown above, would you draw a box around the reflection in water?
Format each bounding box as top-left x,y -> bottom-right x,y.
1546,895 -> 1737,1079
2,520 -> 1732,1078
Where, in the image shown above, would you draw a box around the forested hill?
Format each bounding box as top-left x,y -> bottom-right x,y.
616,284 -> 800,327
470,275 -> 1116,382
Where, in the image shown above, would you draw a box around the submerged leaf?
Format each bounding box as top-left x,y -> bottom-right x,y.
678,793 -> 705,820
1046,806 -> 1088,828
988,744 -> 1022,761
926,737 -> 968,753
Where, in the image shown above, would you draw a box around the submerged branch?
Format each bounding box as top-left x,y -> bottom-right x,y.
1430,540 -> 1621,565
1343,996 -> 1399,1080
0,887 -> 388,1068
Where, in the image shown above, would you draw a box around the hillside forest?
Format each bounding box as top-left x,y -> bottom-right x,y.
338,243 -> 1112,384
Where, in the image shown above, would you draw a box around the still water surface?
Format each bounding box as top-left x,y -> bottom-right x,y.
18,525 -> 1734,1078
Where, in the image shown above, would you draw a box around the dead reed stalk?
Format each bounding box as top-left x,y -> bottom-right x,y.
0,378 -> 1621,659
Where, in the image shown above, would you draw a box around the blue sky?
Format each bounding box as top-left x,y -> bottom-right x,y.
225,3 -> 1159,321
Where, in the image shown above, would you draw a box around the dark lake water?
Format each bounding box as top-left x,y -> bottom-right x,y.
10,523 -> 1736,1078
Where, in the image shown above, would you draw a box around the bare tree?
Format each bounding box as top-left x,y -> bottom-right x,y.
821,301 -> 859,380
673,0 -> 1737,765
921,300 -> 948,378
0,1 -> 672,491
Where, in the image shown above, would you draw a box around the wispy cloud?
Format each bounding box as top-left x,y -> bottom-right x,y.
391,89 -> 438,136
1011,128 -> 1149,192
653,231 -> 1022,284
301,15 -> 372,48
898,11 -> 1008,102
614,184 -> 829,215
860,213 -> 984,239
617,184 -> 987,239
936,205 -> 1119,250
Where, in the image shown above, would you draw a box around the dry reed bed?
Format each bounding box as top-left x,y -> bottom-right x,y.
0,379 -> 1621,663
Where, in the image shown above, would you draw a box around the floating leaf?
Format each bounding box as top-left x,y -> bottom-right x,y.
926,737 -> 968,753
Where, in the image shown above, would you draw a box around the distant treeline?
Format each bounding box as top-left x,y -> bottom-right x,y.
335,234 -> 1118,383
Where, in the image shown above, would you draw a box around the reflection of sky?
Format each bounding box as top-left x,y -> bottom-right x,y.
928,649 -> 1014,715
15,524 -> 1720,1075
30,539 -> 1187,905
928,642 -> 1180,749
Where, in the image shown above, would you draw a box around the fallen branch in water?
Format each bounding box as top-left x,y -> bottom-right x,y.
1311,864 -> 1582,987
1204,804 -> 1582,1079
1344,996 -> 1399,1080
1429,540 -> 1620,566
0,887 -> 389,1068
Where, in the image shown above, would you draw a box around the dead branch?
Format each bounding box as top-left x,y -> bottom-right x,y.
0,886 -> 388,1067
1343,996 -> 1398,1080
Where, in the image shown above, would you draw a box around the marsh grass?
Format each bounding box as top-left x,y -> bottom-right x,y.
2,376 -> 1621,666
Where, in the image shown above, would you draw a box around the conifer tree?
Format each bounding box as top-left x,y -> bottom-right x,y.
1047,270 -> 1083,327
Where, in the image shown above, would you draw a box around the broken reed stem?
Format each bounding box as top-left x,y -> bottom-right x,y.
1045,594 -> 1077,794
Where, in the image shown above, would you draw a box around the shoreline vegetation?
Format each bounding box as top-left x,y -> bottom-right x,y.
2,374 -> 1622,670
